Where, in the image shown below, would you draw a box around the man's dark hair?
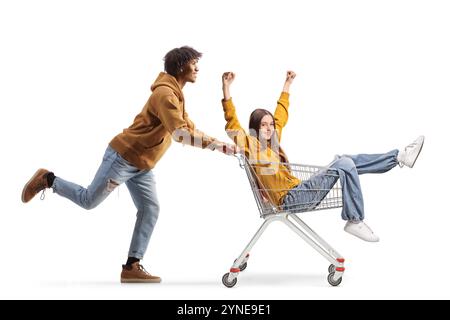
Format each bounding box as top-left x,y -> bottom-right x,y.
164,46 -> 202,77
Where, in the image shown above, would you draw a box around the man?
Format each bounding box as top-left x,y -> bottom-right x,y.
21,46 -> 235,283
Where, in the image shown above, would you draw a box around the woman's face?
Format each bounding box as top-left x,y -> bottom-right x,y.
259,114 -> 275,141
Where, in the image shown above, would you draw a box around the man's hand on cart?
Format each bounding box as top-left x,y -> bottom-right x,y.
212,141 -> 240,156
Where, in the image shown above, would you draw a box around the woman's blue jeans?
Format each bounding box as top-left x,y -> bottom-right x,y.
283,149 -> 399,221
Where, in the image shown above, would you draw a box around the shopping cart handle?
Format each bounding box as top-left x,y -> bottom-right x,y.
233,152 -> 246,168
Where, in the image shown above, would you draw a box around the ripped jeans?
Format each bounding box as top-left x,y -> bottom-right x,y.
52,145 -> 159,259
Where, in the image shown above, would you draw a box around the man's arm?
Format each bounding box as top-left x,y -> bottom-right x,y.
157,93 -> 234,153
184,111 -> 215,143
184,111 -> 234,152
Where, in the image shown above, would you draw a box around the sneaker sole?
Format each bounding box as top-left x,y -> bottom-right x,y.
120,278 -> 162,283
344,228 -> 379,242
410,137 -> 425,168
21,168 -> 47,203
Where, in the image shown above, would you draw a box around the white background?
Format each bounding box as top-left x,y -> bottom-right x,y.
1,0 -> 449,300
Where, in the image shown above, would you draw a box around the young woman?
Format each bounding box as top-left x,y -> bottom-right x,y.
221,71 -> 424,242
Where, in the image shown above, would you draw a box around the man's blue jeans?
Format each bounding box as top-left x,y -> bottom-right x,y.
283,150 -> 399,221
52,145 -> 159,259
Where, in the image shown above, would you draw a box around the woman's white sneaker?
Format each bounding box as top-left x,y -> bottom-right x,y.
397,135 -> 425,168
344,221 -> 380,242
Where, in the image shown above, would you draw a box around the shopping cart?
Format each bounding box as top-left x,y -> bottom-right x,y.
222,153 -> 345,288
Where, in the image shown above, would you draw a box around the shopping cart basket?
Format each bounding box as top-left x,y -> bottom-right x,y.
222,154 -> 345,287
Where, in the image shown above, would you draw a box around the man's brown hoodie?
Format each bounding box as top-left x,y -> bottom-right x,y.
110,72 -> 218,170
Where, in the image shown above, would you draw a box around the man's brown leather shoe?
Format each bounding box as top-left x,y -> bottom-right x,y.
120,262 -> 161,283
21,169 -> 50,203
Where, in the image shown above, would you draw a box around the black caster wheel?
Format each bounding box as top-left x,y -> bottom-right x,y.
328,264 -> 336,273
327,272 -> 343,286
222,273 -> 237,288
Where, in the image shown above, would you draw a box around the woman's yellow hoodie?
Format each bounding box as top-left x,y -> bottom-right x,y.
222,92 -> 300,206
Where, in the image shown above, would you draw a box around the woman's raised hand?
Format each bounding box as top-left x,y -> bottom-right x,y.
222,72 -> 235,100
285,71 -> 296,83
222,72 -> 235,86
283,70 -> 296,93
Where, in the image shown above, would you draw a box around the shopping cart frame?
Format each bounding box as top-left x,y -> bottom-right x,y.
222,154 -> 346,288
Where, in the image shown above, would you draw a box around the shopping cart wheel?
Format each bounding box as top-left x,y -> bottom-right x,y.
327,272 -> 342,287
233,259 -> 248,272
328,264 -> 335,273
222,273 -> 237,288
